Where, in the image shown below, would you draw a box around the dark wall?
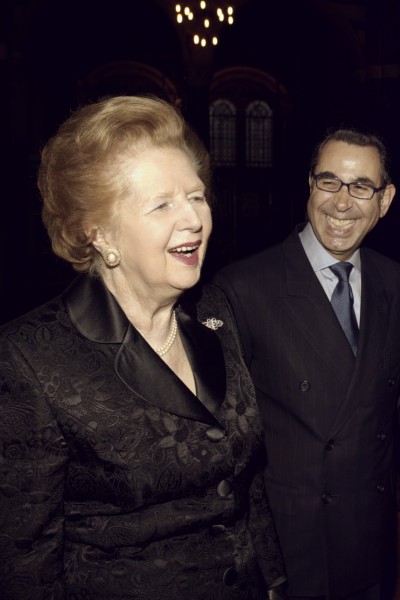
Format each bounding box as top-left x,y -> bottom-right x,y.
1,0 -> 400,324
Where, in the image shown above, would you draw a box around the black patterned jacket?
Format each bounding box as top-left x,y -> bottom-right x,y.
0,275 -> 285,600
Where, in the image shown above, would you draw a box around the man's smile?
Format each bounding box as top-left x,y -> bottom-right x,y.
326,215 -> 356,228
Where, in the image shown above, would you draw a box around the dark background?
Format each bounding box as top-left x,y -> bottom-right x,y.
1,0 -> 400,324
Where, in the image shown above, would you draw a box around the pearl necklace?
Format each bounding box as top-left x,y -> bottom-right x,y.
155,310 -> 178,356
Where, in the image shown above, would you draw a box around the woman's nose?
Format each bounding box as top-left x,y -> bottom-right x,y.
177,202 -> 203,230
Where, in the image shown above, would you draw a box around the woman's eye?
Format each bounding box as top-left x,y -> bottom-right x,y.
154,201 -> 172,211
191,195 -> 206,203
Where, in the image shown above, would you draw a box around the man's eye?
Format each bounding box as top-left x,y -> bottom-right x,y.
191,195 -> 206,203
353,183 -> 370,192
321,179 -> 337,188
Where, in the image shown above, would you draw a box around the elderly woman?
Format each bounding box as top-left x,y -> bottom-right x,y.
0,96 -> 285,599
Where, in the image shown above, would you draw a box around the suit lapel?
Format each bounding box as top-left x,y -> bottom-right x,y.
328,251 -> 393,437
63,275 -> 224,427
281,232 -> 356,388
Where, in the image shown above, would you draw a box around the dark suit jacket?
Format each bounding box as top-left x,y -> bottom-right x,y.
0,276 -> 285,600
213,227 -> 400,599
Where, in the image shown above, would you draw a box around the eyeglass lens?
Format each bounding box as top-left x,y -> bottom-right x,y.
315,176 -> 375,199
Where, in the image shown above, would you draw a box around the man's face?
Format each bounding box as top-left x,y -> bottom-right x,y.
307,140 -> 395,260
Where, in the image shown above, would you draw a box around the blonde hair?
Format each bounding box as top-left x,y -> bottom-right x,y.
38,95 -> 211,272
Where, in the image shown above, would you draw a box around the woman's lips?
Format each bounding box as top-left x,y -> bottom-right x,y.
168,241 -> 201,266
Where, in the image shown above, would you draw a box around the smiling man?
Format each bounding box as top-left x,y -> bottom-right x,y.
213,128 -> 400,600
307,136 -> 394,261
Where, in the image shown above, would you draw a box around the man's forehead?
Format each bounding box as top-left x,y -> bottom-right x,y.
317,141 -> 381,173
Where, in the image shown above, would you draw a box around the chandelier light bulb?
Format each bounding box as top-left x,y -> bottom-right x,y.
175,1 -> 235,48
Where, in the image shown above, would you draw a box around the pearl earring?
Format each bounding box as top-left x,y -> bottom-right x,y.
102,248 -> 121,268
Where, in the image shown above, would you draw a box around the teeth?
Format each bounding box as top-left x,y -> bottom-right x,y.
171,245 -> 198,253
327,216 -> 355,227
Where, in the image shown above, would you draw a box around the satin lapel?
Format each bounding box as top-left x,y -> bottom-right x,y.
64,275 -> 222,426
115,326 -> 221,427
63,275 -> 129,342
176,304 -> 226,417
328,252 -> 392,438
281,233 -> 355,387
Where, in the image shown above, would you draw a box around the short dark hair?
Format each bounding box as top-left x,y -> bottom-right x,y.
309,127 -> 392,187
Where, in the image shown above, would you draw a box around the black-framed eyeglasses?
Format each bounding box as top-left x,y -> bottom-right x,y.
312,174 -> 386,200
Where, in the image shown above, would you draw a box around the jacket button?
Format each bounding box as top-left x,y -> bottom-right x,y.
388,378 -> 395,387
377,484 -> 385,493
210,524 -> 226,535
325,440 -> 334,451
206,427 -> 225,442
322,493 -> 333,504
377,432 -> 386,441
223,567 -> 238,586
217,480 -> 232,497
299,380 -> 310,392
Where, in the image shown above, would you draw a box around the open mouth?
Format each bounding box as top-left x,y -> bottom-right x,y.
327,215 -> 355,228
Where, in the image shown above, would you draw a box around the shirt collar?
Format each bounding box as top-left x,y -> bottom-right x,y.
299,221 -> 361,273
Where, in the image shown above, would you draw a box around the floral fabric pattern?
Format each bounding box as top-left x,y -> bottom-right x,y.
0,277 -> 284,599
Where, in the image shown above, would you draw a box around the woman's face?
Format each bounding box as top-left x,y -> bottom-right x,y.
99,146 -> 212,303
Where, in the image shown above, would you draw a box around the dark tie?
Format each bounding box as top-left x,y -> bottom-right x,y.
329,262 -> 359,355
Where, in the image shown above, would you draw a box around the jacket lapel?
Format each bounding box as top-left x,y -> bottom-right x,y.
281,231 -> 356,388
328,250 -> 394,437
63,275 -> 224,427
176,302 -> 226,417
115,326 -> 222,426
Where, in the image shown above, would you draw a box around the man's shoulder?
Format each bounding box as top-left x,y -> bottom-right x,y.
215,238 -> 288,281
361,247 -> 400,280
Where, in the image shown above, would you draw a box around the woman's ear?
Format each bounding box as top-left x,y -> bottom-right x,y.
90,227 -> 122,268
89,227 -> 108,254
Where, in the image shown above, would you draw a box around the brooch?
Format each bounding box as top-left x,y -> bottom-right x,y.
202,317 -> 224,330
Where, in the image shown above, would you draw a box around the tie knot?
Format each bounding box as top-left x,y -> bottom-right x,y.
329,261 -> 353,282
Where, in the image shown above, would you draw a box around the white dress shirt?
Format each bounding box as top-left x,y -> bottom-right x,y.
299,222 -> 361,326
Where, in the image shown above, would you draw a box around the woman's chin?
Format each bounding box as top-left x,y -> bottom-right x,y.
170,270 -> 202,293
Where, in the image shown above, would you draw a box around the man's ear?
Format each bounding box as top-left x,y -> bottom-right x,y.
379,184 -> 396,218
308,172 -> 314,193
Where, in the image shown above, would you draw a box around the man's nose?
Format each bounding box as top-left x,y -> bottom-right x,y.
333,186 -> 354,211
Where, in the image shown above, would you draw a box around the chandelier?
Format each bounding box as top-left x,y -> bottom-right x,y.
175,1 -> 235,48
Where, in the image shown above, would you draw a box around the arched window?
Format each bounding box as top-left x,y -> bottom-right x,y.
209,99 -> 236,166
245,100 -> 273,167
